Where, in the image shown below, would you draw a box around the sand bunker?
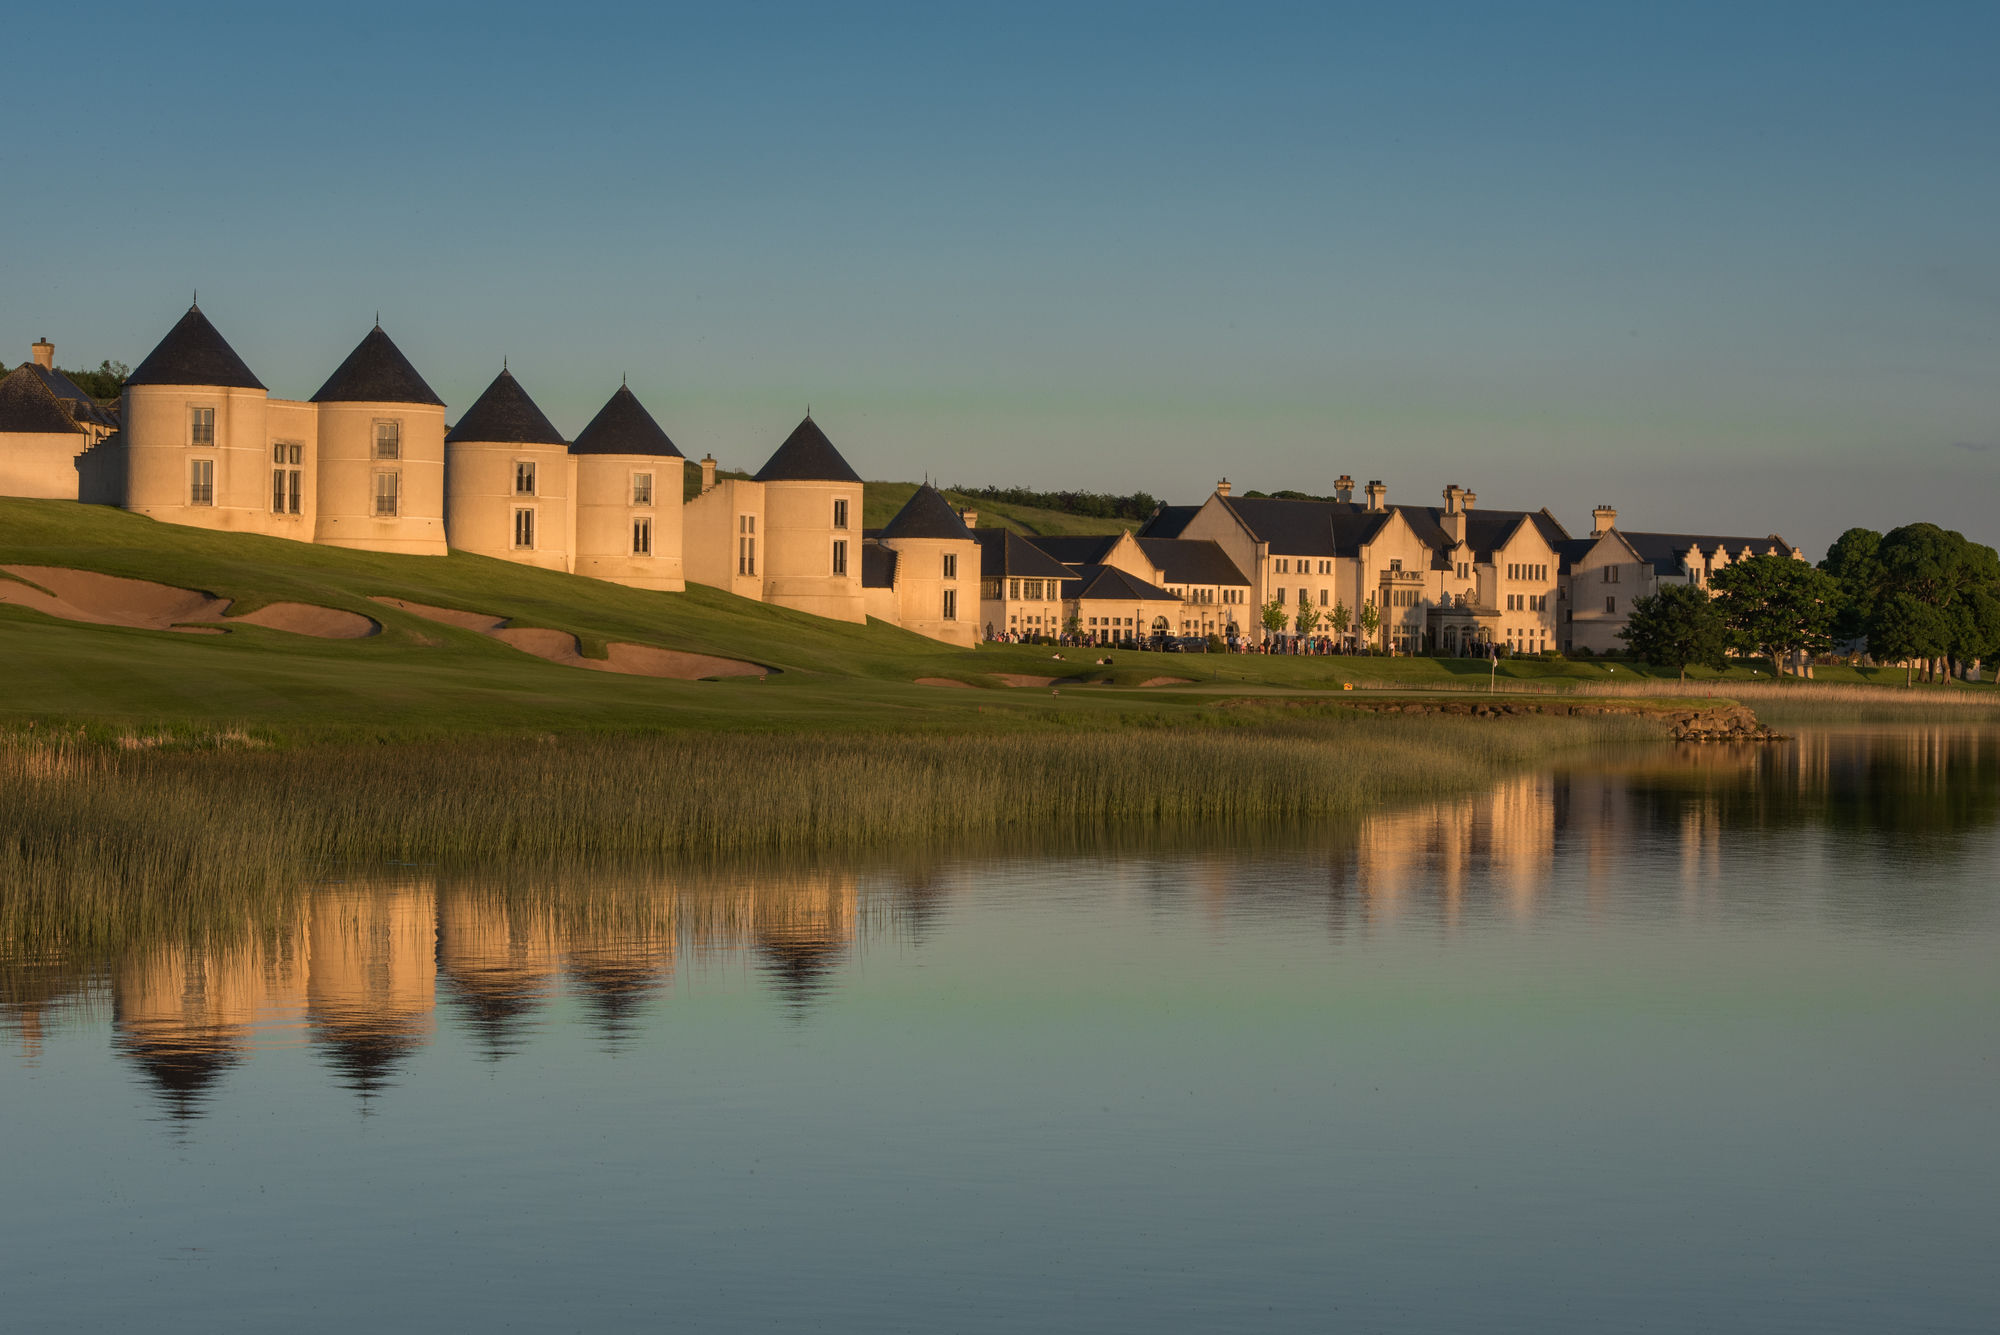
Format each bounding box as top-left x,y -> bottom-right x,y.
376,598 -> 764,680
992,674 -> 1056,688
1139,676 -> 1194,687
915,677 -> 976,688
0,566 -> 378,638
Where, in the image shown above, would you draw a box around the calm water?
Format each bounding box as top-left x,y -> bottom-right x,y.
4,730 -> 1997,1333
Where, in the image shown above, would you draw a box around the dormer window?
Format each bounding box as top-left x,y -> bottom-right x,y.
373,420 -> 401,460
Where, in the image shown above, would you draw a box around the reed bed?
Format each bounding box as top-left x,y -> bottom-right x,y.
0,714 -> 1650,954
1377,675 -> 2000,724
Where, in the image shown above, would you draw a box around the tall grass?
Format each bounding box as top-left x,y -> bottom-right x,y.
1375,675 -> 2000,724
0,714 -> 1652,954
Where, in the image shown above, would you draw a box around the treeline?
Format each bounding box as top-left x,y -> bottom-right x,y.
57,360 -> 129,402
946,485 -> 1158,521
1620,523 -> 2000,683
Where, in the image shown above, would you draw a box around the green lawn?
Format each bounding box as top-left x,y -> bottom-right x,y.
1,498 -> 1988,739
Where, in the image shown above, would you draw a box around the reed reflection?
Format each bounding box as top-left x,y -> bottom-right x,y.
4,727 -> 1996,1120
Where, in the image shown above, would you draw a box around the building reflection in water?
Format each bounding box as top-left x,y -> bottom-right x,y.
5,726 -> 1996,1119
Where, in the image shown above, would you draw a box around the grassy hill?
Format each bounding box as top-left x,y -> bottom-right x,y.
0,498 -> 1988,741
862,482 -> 1133,536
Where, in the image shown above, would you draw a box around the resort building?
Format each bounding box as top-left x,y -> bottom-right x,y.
1554,506 -> 1802,653
0,307 -> 1805,653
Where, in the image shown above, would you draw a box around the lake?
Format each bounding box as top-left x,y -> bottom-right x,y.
3,728 -> 1996,1333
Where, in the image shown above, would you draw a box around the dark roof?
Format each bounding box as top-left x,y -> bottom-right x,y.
571,385 -> 684,457
1139,505 -> 1201,538
20,364 -> 118,428
311,325 -> 444,405
880,483 -> 974,541
1135,537 -> 1250,587
1555,529 -> 1792,576
1059,564 -> 1180,603
444,369 -> 567,446
972,528 -> 1073,581
0,365 -> 86,434
1219,496 -> 1394,557
862,543 -> 898,589
1023,534 -> 1120,566
126,306 -> 266,390
754,416 -> 862,483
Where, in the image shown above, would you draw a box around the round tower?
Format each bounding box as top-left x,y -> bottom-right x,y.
121,304 -> 281,534
443,368 -> 572,570
877,483 -> 979,646
751,415 -> 865,623
570,384 -> 686,591
311,324 -> 448,555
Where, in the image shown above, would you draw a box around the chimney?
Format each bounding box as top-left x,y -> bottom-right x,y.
1216,477 -> 1231,498
1462,490 -> 1475,510
31,338 -> 54,370
1592,504 -> 1617,536
1334,474 -> 1355,504
1364,480 -> 1387,512
1441,485 -> 1468,544
700,454 -> 717,494
960,509 -> 978,529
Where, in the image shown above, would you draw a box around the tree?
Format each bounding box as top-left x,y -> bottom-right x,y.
1872,523 -> 2000,680
1063,609 -> 1081,640
1619,584 -> 1729,683
1258,597 -> 1290,641
1329,600 -> 1350,648
58,359 -> 129,402
1869,592 -> 1951,687
1294,602 -> 1321,638
1357,601 -> 1382,651
1819,527 -> 1883,644
1709,554 -> 1839,677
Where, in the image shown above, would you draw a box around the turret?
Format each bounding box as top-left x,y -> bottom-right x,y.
444,367 -> 572,570
310,324 -> 447,554
569,384 -> 686,591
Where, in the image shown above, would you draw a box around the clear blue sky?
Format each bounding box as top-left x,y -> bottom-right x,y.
5,1 -> 1996,554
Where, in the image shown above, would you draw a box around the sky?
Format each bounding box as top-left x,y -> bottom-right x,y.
4,0 -> 1996,556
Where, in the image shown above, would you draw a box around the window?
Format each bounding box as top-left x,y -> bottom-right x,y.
1276,559 -> 1288,574
1606,596 -> 1616,613
513,507 -> 535,549
834,498 -> 849,530
515,461 -> 537,496
271,443 -> 302,515
738,535 -> 756,576
373,420 -> 401,460
632,473 -> 653,507
373,470 -> 400,518
1024,579 -> 1043,601
633,516 -> 652,556
981,578 -> 1002,599
943,589 -> 958,621
190,407 -> 215,446
189,458 -> 214,506
1389,559 -> 1403,572
942,553 -> 957,579
832,539 -> 847,575
1297,587 -> 1308,605
1009,579 -> 1021,600
739,514 -> 755,534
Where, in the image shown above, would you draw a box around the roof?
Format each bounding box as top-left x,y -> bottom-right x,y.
1059,564 -> 1180,603
1135,537 -> 1250,587
972,529 -> 1073,581
1023,534 -> 1120,566
0,365 -> 86,435
1555,529 -> 1793,576
754,415 -> 862,483
1139,504 -> 1201,538
444,369 -> 567,446
1219,495 -> 1395,557
126,306 -> 266,390
311,325 -> 444,405
571,385 -> 684,457
861,543 -> 898,589
880,483 -> 973,541
19,364 -> 118,428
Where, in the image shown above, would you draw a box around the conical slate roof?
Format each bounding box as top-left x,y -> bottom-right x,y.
571,385 -> 683,457
880,483 -> 973,541
311,325 -> 444,405
126,306 -> 266,390
753,415 -> 861,483
444,368 -> 567,446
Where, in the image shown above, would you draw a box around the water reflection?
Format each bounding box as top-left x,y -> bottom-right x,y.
5,727 -> 1997,1120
